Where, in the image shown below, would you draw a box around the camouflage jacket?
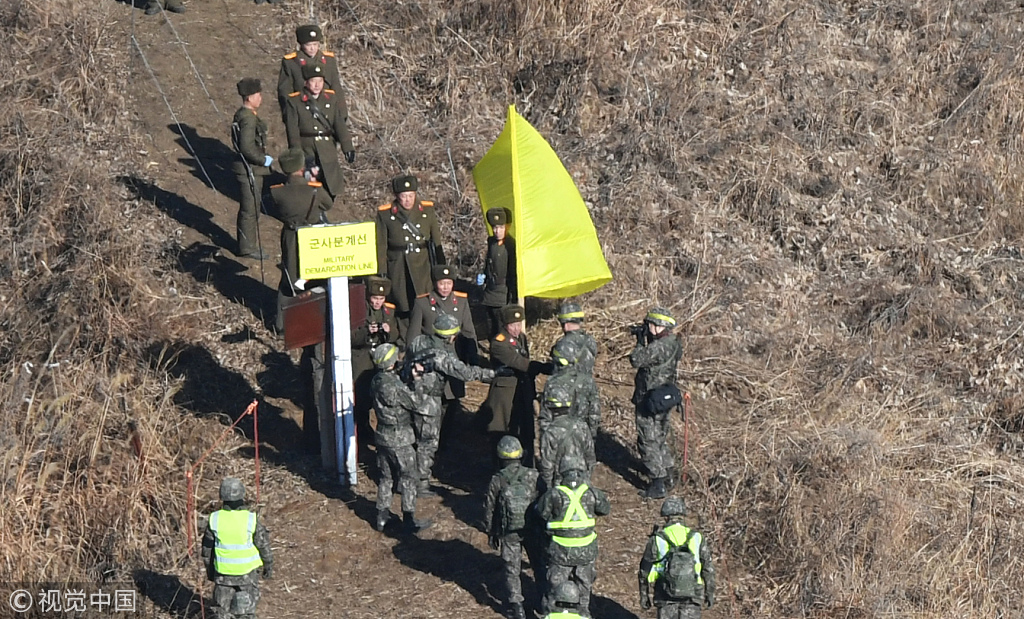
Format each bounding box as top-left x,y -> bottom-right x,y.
539,370 -> 597,434
630,332 -> 682,406
538,414 -> 596,490
371,370 -> 417,447
558,329 -> 598,376
201,507 -> 273,584
484,462 -> 540,537
537,482 -> 610,566
431,345 -> 494,384
410,370 -> 445,418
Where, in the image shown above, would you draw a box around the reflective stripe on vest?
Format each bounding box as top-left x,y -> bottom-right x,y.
545,612 -> 586,619
210,510 -> 263,576
547,484 -> 596,547
647,522 -> 703,584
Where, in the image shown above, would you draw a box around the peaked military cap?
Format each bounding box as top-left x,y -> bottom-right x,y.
500,304 -> 525,326
236,77 -> 261,98
301,63 -> 325,81
433,313 -> 461,337
391,174 -> 418,194
366,276 -> 391,297
279,148 -> 305,174
296,24 -> 322,44
432,264 -> 454,282
486,207 -> 509,227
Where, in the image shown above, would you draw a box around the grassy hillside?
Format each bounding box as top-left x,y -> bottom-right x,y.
2,0 -> 1023,616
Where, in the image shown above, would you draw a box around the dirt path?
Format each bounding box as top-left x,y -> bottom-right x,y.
115,2 -> 719,617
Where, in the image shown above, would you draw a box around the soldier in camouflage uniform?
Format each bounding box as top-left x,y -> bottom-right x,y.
554,303 -> 601,436
376,175 -> 446,337
536,456 -> 610,616
631,307 -> 684,499
481,207 -> 517,337
484,304 -> 552,467
351,277 -> 399,454
278,25 -> 342,117
201,478 -> 273,619
283,64 -> 353,200
231,78 -> 273,260
638,497 -> 715,619
542,582 -> 588,619
538,382 -> 596,491
404,335 -> 446,498
371,343 -> 431,535
144,0 -> 185,15
484,436 -> 545,619
540,338 -> 599,439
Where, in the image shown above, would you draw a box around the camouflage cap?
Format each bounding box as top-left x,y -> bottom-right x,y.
296,24 -> 322,43
661,496 -> 687,517
499,304 -> 525,326
366,276 -> 391,297
557,302 -> 585,323
372,343 -> 399,368
391,174 -> 418,194
432,264 -> 454,282
236,77 -> 261,98
220,477 -> 245,502
543,381 -> 573,410
278,147 -> 305,174
407,334 -> 435,360
485,207 -> 508,227
645,306 -> 677,328
551,581 -> 580,606
551,337 -> 580,367
496,435 -> 523,460
433,313 -> 460,337
301,63 -> 325,81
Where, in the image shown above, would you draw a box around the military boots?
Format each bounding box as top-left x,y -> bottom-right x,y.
375,510 -> 393,532
403,511 -> 432,535
508,602 -> 527,619
645,476 -> 668,499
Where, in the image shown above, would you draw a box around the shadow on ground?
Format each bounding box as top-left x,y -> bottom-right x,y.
120,175 -> 236,253
392,537 -> 505,615
169,123 -> 241,205
596,428 -> 646,491
134,568 -> 206,619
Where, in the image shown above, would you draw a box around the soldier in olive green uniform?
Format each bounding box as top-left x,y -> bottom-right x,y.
231,78 -> 273,259
484,304 -> 552,467
145,0 -> 185,15
269,148 -> 334,327
352,277 -> 399,454
278,25 -> 341,116
375,175 -> 446,335
409,264 -> 479,400
284,64 -> 354,200
631,307 -> 684,499
481,207 -> 517,337
201,478 -> 273,619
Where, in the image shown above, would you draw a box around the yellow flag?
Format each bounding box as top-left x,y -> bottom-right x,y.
472,105 -> 612,298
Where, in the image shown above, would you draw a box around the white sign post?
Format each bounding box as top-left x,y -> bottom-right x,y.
297,221 -> 377,486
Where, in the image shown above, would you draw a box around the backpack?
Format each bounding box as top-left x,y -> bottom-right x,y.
662,530 -> 700,599
499,467 -> 533,532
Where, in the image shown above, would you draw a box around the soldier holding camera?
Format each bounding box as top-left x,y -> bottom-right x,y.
352,277 -> 398,455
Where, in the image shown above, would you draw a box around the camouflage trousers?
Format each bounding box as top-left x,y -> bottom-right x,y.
413,413 -> 442,482
212,580 -> 260,619
376,444 -> 417,514
656,600 -> 702,619
500,532 -> 546,605
544,561 -> 595,616
636,409 -> 675,479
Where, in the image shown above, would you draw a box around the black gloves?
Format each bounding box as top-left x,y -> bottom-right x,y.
345,150 -> 356,164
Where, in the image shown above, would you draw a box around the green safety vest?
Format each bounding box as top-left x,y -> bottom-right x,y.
647,522 -> 703,585
545,612 -> 586,619
210,509 -> 263,576
546,484 -> 596,548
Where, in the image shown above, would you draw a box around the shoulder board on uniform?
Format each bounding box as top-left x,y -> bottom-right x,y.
284,52 -> 297,60
288,91 -> 301,97
323,50 -> 335,57
324,89 -> 336,94
270,183 -> 284,189
453,291 -> 468,298
417,293 -> 430,299
420,200 -> 434,207
384,302 -> 395,309
308,181 -> 323,187
378,204 -> 391,211
495,333 -> 506,342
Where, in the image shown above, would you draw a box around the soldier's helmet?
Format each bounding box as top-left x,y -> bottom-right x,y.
557,302 -> 585,324
407,335 -> 435,361
551,337 -> 581,367
543,381 -> 573,412
661,496 -> 687,517
645,307 -> 677,328
372,343 -> 399,369
558,454 -> 585,475
219,477 -> 245,502
551,581 -> 581,606
433,313 -> 461,337
496,435 -> 523,460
